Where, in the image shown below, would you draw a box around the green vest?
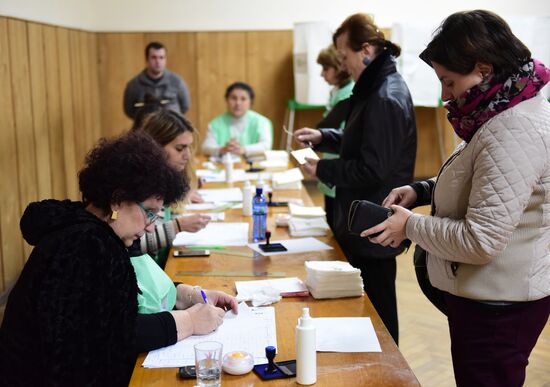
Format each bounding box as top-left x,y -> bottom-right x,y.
209,110 -> 273,146
318,81 -> 355,198
131,254 -> 177,314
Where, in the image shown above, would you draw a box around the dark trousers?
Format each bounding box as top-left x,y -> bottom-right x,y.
351,257 -> 398,345
445,293 -> 550,387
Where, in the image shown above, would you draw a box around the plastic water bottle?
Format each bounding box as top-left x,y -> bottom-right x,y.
296,307 -> 316,385
252,187 -> 268,242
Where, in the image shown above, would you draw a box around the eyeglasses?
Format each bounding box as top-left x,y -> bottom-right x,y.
136,202 -> 160,226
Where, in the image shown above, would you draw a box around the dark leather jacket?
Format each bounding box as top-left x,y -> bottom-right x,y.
316,51 -> 417,259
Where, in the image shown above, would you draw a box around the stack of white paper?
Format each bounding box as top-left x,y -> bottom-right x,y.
261,150 -> 289,169
288,203 -> 326,217
288,216 -> 330,237
305,261 -> 364,299
272,168 -> 303,190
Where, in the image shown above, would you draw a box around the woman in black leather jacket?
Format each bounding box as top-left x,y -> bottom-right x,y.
295,13 -> 417,345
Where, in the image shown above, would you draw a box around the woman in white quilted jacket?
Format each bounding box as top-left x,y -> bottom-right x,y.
362,10 -> 550,387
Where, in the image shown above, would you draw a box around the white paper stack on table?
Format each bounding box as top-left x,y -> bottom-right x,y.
288,203 -> 330,237
271,168 -> 303,190
259,150 -> 289,168
305,261 -> 364,299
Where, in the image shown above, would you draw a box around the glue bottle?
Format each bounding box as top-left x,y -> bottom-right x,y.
242,180 -> 253,216
223,153 -> 234,182
296,307 -> 316,385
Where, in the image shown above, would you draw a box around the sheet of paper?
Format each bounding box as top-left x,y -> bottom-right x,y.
142,303 -> 277,368
236,277 -> 308,298
173,222 -> 249,246
196,169 -> 225,183
291,147 -> 320,165
288,203 -> 326,217
248,237 -> 333,256
198,188 -> 243,203
206,212 -> 225,221
272,168 -> 304,185
313,317 -> 381,352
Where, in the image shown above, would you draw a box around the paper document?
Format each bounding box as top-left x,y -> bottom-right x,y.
173,222 -> 249,247
142,303 -> 277,367
236,277 -> 309,299
198,188 -> 243,203
248,237 -> 333,256
272,168 -> 304,185
291,147 -> 320,165
288,203 -> 326,217
313,317 -> 381,352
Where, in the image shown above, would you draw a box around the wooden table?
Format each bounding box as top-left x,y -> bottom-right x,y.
130,177 -> 420,386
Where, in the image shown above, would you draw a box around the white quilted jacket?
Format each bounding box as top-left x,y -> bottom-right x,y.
407,93 -> 550,301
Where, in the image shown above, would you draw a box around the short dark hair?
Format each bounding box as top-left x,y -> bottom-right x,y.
79,131 -> 187,213
225,82 -> 255,102
145,42 -> 166,59
333,13 -> 401,58
419,10 -> 531,81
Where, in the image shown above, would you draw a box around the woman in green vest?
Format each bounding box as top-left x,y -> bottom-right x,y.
130,109 -> 238,351
315,45 -> 354,229
201,82 -> 273,158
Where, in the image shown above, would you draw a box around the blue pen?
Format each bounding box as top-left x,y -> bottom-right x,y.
200,289 -> 210,304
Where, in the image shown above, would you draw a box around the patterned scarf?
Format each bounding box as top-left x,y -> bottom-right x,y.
446,59 -> 550,142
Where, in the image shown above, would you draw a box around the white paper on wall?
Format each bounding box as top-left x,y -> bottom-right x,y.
293,21 -> 333,105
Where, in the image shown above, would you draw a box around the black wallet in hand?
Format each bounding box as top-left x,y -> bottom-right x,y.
347,200 -> 393,236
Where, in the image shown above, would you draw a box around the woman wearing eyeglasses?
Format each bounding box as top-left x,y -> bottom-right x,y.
0,132 -> 188,386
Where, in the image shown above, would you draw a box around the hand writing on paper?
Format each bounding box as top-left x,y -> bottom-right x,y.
176,214 -> 210,232
360,205 -> 412,248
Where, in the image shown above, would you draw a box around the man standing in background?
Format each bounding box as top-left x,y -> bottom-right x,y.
123,41 -> 191,119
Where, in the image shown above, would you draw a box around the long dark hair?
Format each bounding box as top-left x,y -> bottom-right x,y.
419,10 -> 531,81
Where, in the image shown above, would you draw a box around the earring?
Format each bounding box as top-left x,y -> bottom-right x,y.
111,210 -> 118,220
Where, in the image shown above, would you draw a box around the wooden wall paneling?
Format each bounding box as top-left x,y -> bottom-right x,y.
97,33 -> 145,137
56,27 -> 79,200
196,32 -> 247,144
413,107 -> 441,178
68,30 -> 87,168
78,30 -> 95,157
0,17 -> 25,292
43,24 -> 67,199
27,22 -> 53,200
87,32 -> 102,143
144,32 -> 199,129
246,31 -> 294,150
8,19 -> 37,258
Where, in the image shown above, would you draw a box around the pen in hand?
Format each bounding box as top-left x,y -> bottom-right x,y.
200,289 -> 210,305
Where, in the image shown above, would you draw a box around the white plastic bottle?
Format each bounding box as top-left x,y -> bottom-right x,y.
242,180 -> 253,216
223,153 -> 234,182
296,307 -> 316,385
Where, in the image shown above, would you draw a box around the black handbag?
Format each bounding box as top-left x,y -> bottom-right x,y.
413,244 -> 447,315
347,200 -> 393,236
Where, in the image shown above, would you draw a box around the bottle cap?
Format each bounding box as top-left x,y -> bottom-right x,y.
256,187 -> 263,195
299,307 -> 313,327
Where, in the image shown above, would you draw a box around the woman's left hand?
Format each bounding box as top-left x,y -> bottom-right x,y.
301,157 -> 319,177
204,290 -> 239,314
360,205 -> 412,248
188,190 -> 204,204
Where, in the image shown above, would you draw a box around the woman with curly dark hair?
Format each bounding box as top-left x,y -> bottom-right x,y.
0,131 -> 227,386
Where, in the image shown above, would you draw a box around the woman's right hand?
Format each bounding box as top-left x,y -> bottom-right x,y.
176,214 -> 210,233
186,303 -> 225,335
294,128 -> 322,147
382,185 -> 418,209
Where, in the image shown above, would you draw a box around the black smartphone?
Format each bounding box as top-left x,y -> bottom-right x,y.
173,249 -> 210,257
178,365 -> 196,379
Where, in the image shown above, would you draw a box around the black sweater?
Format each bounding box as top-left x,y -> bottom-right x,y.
0,200 -> 148,386
316,51 -> 417,259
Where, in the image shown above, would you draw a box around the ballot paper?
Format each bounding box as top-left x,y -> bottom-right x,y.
305,261 -> 364,299
271,168 -> 304,186
142,303 -> 277,367
197,188 -> 243,202
291,147 -> 320,165
248,237 -> 333,256
173,222 -> 249,246
313,317 -> 381,352
288,203 -> 326,217
288,216 -> 330,237
236,277 -> 309,300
